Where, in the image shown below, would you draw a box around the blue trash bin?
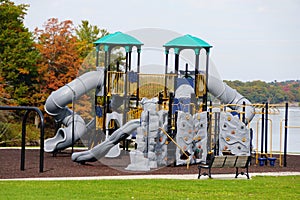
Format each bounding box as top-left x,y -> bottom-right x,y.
268,157 -> 277,167
258,157 -> 267,166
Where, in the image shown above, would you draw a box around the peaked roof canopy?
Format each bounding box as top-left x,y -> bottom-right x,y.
94,31 -> 143,52
163,34 -> 212,54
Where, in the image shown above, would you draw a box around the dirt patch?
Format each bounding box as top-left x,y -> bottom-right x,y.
0,149 -> 299,179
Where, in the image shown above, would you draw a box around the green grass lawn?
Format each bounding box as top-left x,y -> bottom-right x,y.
0,176 -> 299,200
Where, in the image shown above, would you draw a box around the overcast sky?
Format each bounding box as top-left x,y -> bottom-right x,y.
13,0 -> 300,82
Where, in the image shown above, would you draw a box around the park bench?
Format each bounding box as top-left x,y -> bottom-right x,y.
198,155 -> 251,179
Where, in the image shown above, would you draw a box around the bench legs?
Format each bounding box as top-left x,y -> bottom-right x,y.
235,167 -> 250,179
198,166 -> 211,179
199,167 -> 250,179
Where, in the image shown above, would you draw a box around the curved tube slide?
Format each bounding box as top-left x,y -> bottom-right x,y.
71,119 -> 140,163
208,75 -> 255,123
44,69 -> 104,152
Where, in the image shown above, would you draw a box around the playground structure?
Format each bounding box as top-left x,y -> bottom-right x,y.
250,102 -> 295,167
44,31 -> 257,171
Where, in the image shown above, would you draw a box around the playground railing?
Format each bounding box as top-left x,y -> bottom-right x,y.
0,106 -> 44,173
280,120 -> 300,167
107,71 -> 126,96
195,74 -> 206,97
107,71 -> 179,98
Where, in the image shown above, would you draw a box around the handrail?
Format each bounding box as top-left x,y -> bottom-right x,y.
279,119 -> 284,167
279,119 -> 300,167
0,106 -> 44,172
285,125 -> 300,128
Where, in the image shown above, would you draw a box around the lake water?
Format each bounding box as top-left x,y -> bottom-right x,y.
249,106 -> 300,154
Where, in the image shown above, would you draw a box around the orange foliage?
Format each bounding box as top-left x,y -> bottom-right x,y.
33,18 -> 96,120
34,18 -> 82,97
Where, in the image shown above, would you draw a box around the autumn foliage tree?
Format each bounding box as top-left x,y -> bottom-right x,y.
34,19 -> 110,121
34,18 -> 82,110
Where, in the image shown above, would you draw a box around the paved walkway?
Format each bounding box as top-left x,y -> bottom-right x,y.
1,172 -> 300,181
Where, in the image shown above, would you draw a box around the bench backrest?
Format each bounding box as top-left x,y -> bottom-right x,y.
210,156 -> 250,168
210,156 -> 226,168
223,156 -> 237,168
235,156 -> 250,168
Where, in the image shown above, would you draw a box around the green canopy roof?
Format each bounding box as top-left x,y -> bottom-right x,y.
94,31 -> 143,52
164,34 -> 212,54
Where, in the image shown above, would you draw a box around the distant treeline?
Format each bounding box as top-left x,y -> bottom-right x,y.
224,80 -> 300,104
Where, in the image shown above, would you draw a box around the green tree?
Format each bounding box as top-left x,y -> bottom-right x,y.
75,21 -> 111,121
75,20 -> 125,72
75,20 -> 109,59
0,0 -> 39,106
225,79 -> 300,104
75,20 -> 109,75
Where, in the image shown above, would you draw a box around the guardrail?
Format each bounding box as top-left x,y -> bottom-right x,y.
0,106 -> 44,173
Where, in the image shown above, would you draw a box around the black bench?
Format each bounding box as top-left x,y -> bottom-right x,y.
198,155 -> 250,179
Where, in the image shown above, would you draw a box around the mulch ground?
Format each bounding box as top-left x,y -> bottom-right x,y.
0,149 -> 299,179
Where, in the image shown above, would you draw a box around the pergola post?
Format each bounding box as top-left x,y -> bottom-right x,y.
136,49 -> 141,107
96,46 -> 99,67
164,50 -> 169,98
174,48 -> 180,91
128,51 -> 132,71
203,48 -> 210,111
194,48 -> 200,98
124,48 -> 130,124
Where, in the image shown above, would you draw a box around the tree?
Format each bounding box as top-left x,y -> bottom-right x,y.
75,21 -> 125,72
72,21 -> 109,121
225,79 -> 300,104
34,18 -> 82,110
0,0 -> 39,106
75,20 -> 109,59
75,20 -> 109,75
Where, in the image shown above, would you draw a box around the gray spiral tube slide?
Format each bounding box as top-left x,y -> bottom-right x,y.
71,119 -> 140,163
207,75 -> 255,123
44,69 -> 104,153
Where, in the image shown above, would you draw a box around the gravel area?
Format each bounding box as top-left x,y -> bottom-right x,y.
1,149 -> 299,179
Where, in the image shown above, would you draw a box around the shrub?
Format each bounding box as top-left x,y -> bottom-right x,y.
0,122 -> 40,146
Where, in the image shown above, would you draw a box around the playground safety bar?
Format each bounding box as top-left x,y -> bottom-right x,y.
0,106 -> 44,173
